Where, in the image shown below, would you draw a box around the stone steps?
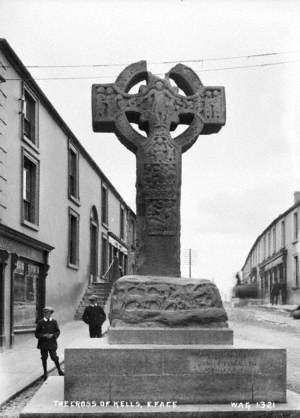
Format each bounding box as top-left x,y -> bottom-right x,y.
74,282 -> 113,320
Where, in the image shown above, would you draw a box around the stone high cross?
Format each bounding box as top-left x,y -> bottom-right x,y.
92,61 -> 225,277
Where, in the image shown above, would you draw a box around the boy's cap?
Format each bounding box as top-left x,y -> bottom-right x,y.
43,306 -> 54,313
88,295 -> 97,301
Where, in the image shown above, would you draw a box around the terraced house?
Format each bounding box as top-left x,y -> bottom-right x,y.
0,39 -> 136,350
241,192 -> 300,305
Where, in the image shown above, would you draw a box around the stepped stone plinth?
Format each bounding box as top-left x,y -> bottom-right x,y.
64,339 -> 286,404
108,327 -> 233,345
64,275 -> 285,405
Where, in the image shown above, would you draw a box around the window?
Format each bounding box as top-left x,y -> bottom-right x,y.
131,219 -> 136,249
68,143 -> 79,201
101,236 -> 108,276
22,150 -> 39,227
272,226 -> 276,254
294,212 -> 298,241
23,88 -> 38,145
68,208 -> 79,267
101,185 -> 108,225
294,255 -> 299,288
120,206 -> 125,240
13,259 -> 40,330
119,251 -> 124,273
109,243 -> 113,265
281,220 -> 285,248
124,254 -> 128,275
90,207 -> 99,281
267,231 -> 271,257
263,236 -> 266,260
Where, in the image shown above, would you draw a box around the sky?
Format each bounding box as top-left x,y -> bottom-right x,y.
1,0 -> 300,298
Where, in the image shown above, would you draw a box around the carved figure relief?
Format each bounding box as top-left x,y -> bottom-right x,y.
142,163 -> 177,195
146,199 -> 177,235
109,276 -> 228,328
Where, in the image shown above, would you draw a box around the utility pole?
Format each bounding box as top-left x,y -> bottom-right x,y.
189,248 -> 192,278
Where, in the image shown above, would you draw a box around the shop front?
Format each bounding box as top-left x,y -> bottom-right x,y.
0,224 -> 53,349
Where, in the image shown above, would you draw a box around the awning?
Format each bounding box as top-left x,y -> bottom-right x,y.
108,235 -> 128,254
263,255 -> 284,271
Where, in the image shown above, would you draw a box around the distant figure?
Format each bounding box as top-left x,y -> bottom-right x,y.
235,272 -> 241,286
279,282 -> 286,304
82,295 -> 106,338
270,280 -> 280,305
35,306 -> 64,381
119,266 -> 124,278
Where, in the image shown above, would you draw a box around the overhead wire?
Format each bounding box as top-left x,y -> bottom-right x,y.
2,49 -> 300,69
4,58 -> 300,81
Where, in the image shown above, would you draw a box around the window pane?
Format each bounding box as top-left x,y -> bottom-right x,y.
102,187 -> 108,224
13,261 -> 39,330
101,238 -> 107,275
24,91 -> 36,142
69,212 -> 79,266
23,156 -> 37,224
120,207 -> 125,239
69,149 -> 78,198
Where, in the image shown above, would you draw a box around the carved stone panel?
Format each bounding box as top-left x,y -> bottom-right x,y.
109,276 -> 228,328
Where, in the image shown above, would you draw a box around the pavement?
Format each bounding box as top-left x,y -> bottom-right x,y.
0,316 -> 110,407
1,302 -> 300,408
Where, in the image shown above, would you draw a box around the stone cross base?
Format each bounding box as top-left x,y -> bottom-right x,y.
63,341 -> 286,404
109,276 -> 229,328
108,327 -> 233,345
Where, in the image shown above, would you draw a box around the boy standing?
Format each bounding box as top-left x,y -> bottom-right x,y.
35,306 -> 64,380
82,295 -> 106,337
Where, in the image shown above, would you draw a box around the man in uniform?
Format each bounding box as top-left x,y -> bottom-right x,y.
35,306 -> 64,380
82,295 -> 106,337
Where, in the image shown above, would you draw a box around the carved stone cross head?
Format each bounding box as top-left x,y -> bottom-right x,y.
92,61 -> 225,154
92,62 -> 226,277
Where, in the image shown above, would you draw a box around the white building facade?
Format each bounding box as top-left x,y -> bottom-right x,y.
0,39 -> 136,350
241,193 -> 300,305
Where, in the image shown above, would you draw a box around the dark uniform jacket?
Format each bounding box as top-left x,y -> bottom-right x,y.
82,305 -> 106,327
35,318 -> 60,350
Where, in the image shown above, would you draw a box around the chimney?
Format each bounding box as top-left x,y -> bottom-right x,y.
294,192 -> 300,204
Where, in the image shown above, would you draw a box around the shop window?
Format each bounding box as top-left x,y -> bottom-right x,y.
22,150 -> 39,227
101,185 -> 108,226
23,88 -> 38,146
68,208 -> 79,268
68,143 -> 79,201
13,260 -> 40,330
